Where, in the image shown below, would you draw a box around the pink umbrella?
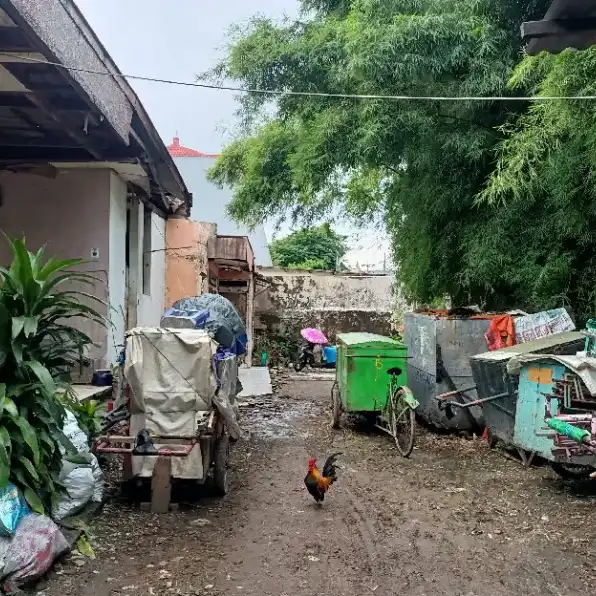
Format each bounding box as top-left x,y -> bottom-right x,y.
301,328 -> 328,344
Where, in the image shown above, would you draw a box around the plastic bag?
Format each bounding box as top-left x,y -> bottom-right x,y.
0,483 -> 30,538
0,513 -> 69,590
61,409 -> 90,455
53,410 -> 104,520
53,466 -> 95,521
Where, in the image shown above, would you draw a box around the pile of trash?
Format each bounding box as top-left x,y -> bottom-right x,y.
0,410 -> 104,591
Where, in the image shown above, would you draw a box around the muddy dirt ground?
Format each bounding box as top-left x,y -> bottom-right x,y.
42,376 -> 596,596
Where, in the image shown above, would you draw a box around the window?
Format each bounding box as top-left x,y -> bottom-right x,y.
142,206 -> 152,295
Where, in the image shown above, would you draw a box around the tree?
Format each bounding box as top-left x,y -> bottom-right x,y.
269,223 -> 347,270
208,0 -> 550,309
472,46 -> 596,321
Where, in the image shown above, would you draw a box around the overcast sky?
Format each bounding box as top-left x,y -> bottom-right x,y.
75,0 -> 390,270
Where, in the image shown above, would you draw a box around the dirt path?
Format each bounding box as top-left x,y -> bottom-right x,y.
44,377 -> 596,596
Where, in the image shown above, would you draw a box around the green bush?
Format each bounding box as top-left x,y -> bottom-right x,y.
0,237 -> 104,513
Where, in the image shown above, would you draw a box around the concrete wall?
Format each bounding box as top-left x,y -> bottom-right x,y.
0,168 -> 112,365
173,156 -> 272,267
254,267 -> 406,361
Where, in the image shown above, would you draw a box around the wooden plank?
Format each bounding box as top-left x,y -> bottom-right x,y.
0,26 -> 34,52
150,457 -> 172,514
217,269 -> 251,281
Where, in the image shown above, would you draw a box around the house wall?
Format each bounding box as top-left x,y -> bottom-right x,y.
0,168 -> 111,365
165,218 -> 215,308
138,211 -> 166,326
107,171 -> 127,366
0,167 -> 162,371
173,156 -> 273,267
254,267 -> 407,363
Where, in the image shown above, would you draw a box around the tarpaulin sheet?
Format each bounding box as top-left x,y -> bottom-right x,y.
125,327 -> 242,479
161,294 -> 248,355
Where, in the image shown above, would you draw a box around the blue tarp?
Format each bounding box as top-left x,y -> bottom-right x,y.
162,294 -> 248,356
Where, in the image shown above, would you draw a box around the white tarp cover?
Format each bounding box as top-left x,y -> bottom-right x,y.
125,327 -> 240,479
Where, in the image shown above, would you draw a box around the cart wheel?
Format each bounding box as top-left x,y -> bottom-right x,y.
213,434 -> 230,496
390,387 -> 416,458
331,381 -> 342,429
551,462 -> 594,481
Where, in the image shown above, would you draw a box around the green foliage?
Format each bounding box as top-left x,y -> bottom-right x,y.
208,0 -> 554,311
472,46 -> 596,320
0,237 -> 104,512
58,396 -> 103,446
269,223 -> 347,270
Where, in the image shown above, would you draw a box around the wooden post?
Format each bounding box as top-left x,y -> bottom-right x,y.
246,273 -> 255,367
150,457 -> 172,514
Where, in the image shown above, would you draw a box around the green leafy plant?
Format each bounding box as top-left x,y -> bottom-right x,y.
59,396 -> 102,446
0,237 -> 104,513
269,224 -> 347,271
208,0 -> 569,314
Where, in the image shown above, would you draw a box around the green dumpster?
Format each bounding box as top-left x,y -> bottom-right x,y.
332,332 -> 418,457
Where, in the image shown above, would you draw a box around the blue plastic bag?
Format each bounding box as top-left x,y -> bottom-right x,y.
0,483 -> 30,537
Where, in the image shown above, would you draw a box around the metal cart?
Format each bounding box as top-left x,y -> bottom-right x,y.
331,333 -> 419,457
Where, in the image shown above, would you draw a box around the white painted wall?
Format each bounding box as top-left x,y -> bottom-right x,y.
138,211 -> 166,326
107,172 -> 128,366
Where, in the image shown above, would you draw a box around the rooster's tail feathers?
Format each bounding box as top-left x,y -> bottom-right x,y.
322,452 -> 342,478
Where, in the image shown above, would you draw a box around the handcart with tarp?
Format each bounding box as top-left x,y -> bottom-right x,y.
95,294 -> 246,512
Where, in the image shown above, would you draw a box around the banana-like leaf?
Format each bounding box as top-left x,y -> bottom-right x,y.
18,455 -> 39,482
23,316 -> 39,338
76,534 -> 96,559
23,486 -> 44,515
3,397 -> 18,418
23,360 -> 56,395
11,317 -> 25,341
0,442 -> 9,488
12,416 -> 40,466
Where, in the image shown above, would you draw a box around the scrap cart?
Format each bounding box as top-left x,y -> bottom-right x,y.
96,295 -> 246,512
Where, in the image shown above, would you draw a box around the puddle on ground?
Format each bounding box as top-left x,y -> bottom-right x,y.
240,397 -> 317,439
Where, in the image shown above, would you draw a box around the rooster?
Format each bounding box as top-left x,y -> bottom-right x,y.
304,452 -> 342,503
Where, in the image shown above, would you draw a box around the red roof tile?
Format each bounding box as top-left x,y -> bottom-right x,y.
167,137 -> 220,158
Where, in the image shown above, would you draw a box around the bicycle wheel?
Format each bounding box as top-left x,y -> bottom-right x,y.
390,387 -> 416,457
331,381 -> 342,429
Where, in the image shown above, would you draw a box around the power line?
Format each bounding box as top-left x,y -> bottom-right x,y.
3,52 -> 596,102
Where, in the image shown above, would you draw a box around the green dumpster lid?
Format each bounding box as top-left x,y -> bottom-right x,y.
337,332 -> 405,348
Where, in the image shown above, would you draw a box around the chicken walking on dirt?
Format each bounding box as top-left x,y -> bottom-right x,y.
304,452 -> 342,503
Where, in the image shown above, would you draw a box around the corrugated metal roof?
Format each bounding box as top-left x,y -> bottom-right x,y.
167,137 -> 220,158
337,332 -> 404,347
472,331 -> 584,362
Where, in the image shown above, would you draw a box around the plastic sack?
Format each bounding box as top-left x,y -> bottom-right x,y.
0,484 -> 30,538
53,460 -> 95,521
0,513 -> 69,590
53,410 -> 104,520
61,409 -> 90,455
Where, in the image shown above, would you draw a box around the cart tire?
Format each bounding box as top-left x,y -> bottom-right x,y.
390,388 -> 416,458
331,381 -> 342,429
551,462 -> 594,481
213,434 -> 230,496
